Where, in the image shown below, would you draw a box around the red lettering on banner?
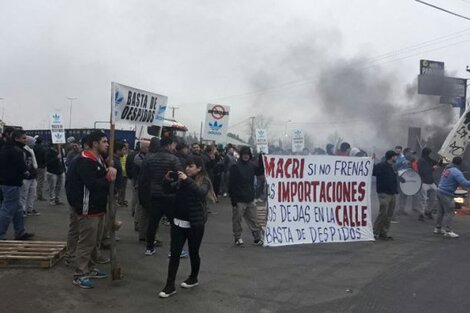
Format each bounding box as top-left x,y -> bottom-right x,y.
361,206 -> 367,226
264,156 -> 275,177
335,205 -> 368,227
276,158 -> 285,178
358,182 -> 366,201
263,157 -> 305,179
275,181 -> 369,205
285,159 -> 292,178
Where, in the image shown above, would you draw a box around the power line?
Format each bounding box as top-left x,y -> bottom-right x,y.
364,29 -> 470,64
415,0 -> 470,21
227,117 -> 250,130
269,104 -> 450,127
179,34 -> 470,106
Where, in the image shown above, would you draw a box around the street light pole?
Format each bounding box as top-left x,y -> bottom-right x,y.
168,106 -> 179,119
0,98 -> 4,121
66,97 -> 78,129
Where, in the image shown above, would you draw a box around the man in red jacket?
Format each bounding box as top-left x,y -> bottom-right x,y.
65,131 -> 117,289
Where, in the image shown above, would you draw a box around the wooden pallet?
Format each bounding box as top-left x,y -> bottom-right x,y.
0,240 -> 66,268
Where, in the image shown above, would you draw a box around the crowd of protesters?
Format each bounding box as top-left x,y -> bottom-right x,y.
372,145 -> 469,241
2,126 -> 470,298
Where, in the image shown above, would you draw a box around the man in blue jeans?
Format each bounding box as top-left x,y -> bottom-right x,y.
0,129 -> 34,240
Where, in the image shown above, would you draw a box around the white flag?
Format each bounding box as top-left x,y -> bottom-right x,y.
439,106 -> 470,161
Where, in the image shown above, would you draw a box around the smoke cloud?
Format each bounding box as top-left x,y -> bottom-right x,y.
247,33 -> 458,155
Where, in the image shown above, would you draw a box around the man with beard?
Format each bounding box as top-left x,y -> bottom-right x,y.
65,131 -> 117,288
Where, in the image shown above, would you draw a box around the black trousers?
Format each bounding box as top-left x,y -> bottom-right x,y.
146,197 -> 174,249
166,224 -> 205,286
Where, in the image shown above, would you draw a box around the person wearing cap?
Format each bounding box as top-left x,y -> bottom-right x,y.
434,157 -> 470,238
229,146 -> 265,246
65,142 -> 80,171
372,150 -> 399,240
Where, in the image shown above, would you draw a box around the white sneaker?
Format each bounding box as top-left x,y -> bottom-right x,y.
433,227 -> 445,235
444,231 -> 459,238
234,238 -> 244,246
145,248 -> 156,256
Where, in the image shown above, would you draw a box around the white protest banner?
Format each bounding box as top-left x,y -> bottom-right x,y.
263,155 -> 374,247
50,112 -> 66,144
291,128 -> 304,153
255,128 -> 269,154
203,103 -> 230,143
439,105 -> 470,161
111,82 -> 168,127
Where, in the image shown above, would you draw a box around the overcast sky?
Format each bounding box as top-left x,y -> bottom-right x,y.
2,0 -> 470,148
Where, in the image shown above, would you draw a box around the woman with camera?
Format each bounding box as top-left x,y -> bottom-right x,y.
158,156 -> 216,298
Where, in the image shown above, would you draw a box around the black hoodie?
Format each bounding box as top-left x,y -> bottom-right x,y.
229,147 -> 264,203
417,148 -> 438,184
0,141 -> 28,186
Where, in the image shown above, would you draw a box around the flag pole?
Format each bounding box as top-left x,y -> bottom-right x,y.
109,83 -> 122,280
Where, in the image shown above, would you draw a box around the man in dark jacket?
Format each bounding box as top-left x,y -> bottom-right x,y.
33,136 -> 47,201
0,130 -> 34,240
139,137 -> 182,255
65,131 -> 117,289
417,147 -> 438,221
373,150 -> 399,240
175,143 -> 190,168
46,145 -> 65,205
229,146 -> 264,246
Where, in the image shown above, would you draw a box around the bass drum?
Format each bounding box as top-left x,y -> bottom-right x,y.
398,169 -> 422,196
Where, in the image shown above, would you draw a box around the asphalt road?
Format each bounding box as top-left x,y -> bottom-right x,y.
1,192 -> 470,313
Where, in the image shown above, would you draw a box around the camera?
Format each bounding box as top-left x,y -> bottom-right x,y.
169,171 -> 179,180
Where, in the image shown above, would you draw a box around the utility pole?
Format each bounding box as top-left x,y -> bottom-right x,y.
249,116 -> 255,146
199,121 -> 203,144
168,106 -> 179,119
66,97 -> 78,129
